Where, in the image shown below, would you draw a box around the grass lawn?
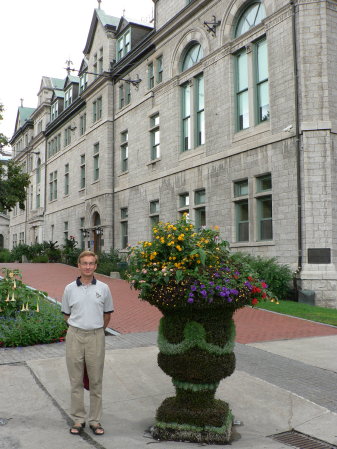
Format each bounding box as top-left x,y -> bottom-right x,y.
256,300 -> 337,327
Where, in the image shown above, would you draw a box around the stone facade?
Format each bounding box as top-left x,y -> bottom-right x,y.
8,0 -> 337,306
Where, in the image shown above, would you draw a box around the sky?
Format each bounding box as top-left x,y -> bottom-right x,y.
0,0 -> 153,146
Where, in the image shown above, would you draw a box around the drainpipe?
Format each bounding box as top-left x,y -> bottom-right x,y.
291,0 -> 303,288
111,77 -> 116,251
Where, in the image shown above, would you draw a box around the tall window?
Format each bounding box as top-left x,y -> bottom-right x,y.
64,222 -> 69,242
64,163 -> 69,195
194,189 -> 206,228
93,53 -> 98,78
79,72 -> 88,93
125,82 -> 131,105
93,97 -> 102,122
120,207 -> 128,248
156,56 -> 163,83
119,84 -> 125,109
182,83 -> 191,151
149,200 -> 160,231
80,154 -> 86,189
98,47 -> 103,74
64,127 -> 71,146
80,217 -> 85,249
256,174 -> 272,240
121,131 -> 128,172
117,30 -> 131,61
234,3 -> 269,130
148,62 -> 154,89
36,158 -> 41,184
80,113 -> 87,135
51,102 -> 58,121
93,143 -> 99,181
150,114 -> 160,160
64,87 -> 73,109
49,171 -> 57,201
196,75 -> 205,145
234,179 -> 249,242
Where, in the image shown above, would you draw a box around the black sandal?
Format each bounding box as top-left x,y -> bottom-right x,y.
89,423 -> 104,435
70,422 -> 85,435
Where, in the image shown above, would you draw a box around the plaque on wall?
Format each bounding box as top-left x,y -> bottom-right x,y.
307,248 -> 331,264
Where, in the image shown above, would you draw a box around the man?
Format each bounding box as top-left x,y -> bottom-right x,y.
61,251 -> 113,436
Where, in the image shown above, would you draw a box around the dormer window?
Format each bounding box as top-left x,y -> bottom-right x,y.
117,30 -> 131,61
79,72 -> 88,93
65,87 -> 73,109
98,47 -> 103,74
51,102 -> 58,121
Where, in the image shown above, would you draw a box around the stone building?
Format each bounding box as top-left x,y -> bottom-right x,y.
9,0 -> 337,306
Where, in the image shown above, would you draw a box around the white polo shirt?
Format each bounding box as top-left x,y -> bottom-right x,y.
61,277 -> 114,330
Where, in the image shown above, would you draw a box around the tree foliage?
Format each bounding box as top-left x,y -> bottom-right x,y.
0,103 -> 30,212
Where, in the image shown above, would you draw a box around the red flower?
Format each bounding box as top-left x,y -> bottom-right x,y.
262,292 -> 267,299
252,286 -> 261,294
252,298 -> 258,305
261,282 -> 267,289
248,276 -> 253,282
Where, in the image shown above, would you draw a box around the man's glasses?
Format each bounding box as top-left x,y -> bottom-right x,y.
80,262 -> 96,267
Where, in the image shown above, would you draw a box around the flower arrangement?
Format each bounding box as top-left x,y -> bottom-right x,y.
128,215 -> 274,310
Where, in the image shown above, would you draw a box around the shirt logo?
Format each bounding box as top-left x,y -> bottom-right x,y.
96,292 -> 102,298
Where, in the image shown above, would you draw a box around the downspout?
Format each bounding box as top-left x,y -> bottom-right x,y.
291,0 -> 303,286
111,77 -> 116,251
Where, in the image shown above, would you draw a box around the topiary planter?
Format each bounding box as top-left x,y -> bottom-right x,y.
151,304 -> 236,444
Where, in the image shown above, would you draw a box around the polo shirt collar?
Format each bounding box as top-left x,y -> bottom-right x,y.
76,276 -> 97,286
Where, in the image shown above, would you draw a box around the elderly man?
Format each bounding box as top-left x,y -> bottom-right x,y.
62,250 -> 113,436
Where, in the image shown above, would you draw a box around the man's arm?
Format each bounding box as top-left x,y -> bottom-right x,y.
63,313 -> 70,323
103,312 -> 112,329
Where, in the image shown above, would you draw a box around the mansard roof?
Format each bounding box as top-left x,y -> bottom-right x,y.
15,107 -> 35,130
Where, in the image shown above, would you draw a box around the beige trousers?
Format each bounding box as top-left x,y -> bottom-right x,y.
65,325 -> 105,425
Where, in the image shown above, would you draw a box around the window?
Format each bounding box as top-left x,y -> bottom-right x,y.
117,30 -> 131,61
120,207 -> 128,248
235,2 -> 266,37
64,222 -> 69,242
93,97 -> 102,122
64,127 -> 71,146
80,154 -> 86,189
182,43 -> 203,71
256,39 -> 269,122
126,82 -> 131,105
234,2 -> 269,131
80,217 -> 85,249
119,84 -> 125,109
37,121 -> 42,133
234,179 -> 249,242
149,200 -> 160,231
98,47 -> 103,74
13,234 -> 17,248
19,232 -> 24,245
36,158 -> 41,184
156,56 -> 163,83
79,72 -> 88,93
181,74 -> 205,151
121,131 -> 128,172
49,170 -> 57,201
64,87 -> 73,109
64,163 -> 69,195
148,62 -> 154,89
150,114 -> 160,160
80,113 -> 86,135
36,192 -> 40,209
93,143 -> 99,181
93,53 -> 98,78
256,174 -> 272,240
194,189 -> 206,228
51,102 -> 58,121
48,134 -> 61,158
178,193 -> 190,219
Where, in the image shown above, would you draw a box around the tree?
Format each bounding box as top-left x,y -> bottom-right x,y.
0,103 -> 30,212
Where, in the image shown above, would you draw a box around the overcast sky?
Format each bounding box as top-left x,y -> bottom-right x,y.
0,0 -> 153,144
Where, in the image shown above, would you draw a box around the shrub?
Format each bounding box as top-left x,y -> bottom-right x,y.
0,249 -> 13,262
230,252 -> 294,300
32,254 -> 49,263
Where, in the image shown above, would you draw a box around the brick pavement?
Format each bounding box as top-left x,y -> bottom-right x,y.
1,263 -> 337,343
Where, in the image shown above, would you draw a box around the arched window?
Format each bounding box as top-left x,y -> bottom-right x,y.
181,43 -> 203,72
235,2 -> 266,37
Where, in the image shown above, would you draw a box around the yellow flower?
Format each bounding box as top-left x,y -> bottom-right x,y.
178,234 -> 184,241
176,245 -> 182,251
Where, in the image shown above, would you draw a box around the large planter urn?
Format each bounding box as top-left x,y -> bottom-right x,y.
151,304 -> 236,444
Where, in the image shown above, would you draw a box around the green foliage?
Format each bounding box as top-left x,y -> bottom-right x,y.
0,249 -> 13,262
95,249 -> 125,276
0,267 -> 67,347
10,241 -> 62,263
230,252 -> 294,300
0,160 -> 30,212
0,103 -> 9,148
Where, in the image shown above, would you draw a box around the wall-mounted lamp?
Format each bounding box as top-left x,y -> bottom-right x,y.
94,227 -> 104,236
70,126 -> 77,131
82,228 -> 90,238
204,15 -> 221,36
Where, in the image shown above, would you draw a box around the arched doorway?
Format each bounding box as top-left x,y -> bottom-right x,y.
0,234 -> 4,249
92,212 -> 102,253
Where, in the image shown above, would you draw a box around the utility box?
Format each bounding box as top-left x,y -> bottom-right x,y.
298,289 -> 315,306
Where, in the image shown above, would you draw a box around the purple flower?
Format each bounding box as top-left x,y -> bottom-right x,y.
209,281 -> 215,286
191,285 -> 197,291
201,284 -> 206,288
187,297 -> 194,303
201,290 -> 207,297
220,292 -> 227,297
230,289 -> 239,296
227,297 -> 233,303
225,267 -> 231,272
